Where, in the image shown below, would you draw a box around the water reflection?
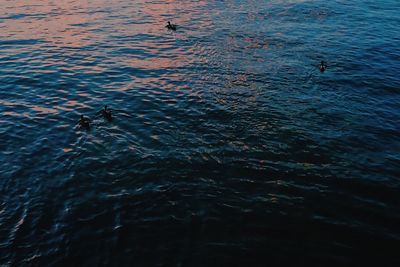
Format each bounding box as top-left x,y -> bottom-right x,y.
1,0 -> 399,266
0,0 -> 212,73
0,0 -> 98,48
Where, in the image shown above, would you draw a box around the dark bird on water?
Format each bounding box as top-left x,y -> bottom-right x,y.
79,115 -> 90,129
166,21 -> 177,31
102,105 -> 112,121
319,60 -> 327,72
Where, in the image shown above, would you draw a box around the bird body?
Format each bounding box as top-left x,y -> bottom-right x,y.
79,115 -> 90,129
319,61 -> 327,72
166,21 -> 177,31
102,105 -> 112,121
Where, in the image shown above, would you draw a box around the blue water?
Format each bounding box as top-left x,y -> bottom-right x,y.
1,0 -> 399,265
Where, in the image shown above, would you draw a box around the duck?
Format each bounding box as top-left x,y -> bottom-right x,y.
319,60 -> 327,72
102,105 -> 112,121
79,115 -> 90,129
166,21 -> 177,31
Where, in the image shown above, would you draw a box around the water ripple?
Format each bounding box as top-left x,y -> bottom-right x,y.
1,0 -> 400,265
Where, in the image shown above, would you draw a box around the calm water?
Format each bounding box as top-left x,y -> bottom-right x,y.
1,0 -> 399,265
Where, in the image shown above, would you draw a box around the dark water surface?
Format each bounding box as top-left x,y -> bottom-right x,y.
1,0 -> 399,265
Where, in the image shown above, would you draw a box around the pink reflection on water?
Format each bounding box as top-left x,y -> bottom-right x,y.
63,148 -> 73,153
0,0 -> 104,48
63,100 -> 89,110
31,106 -> 58,115
0,99 -> 59,116
0,0 -> 212,91
141,0 -> 208,28
3,111 -> 31,118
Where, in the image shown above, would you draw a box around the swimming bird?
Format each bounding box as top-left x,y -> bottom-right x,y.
79,115 -> 90,129
102,105 -> 112,121
319,61 -> 327,72
166,21 -> 177,31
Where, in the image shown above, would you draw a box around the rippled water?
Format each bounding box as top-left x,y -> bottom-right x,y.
1,0 -> 399,265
